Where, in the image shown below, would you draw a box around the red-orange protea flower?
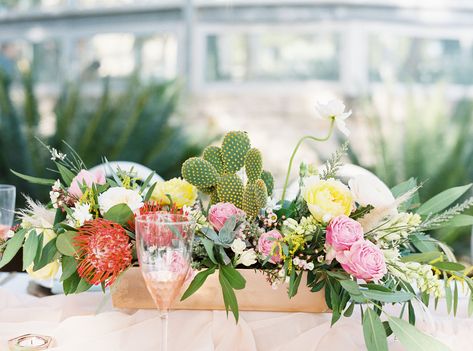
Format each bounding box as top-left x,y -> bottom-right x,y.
75,218 -> 132,287
127,201 -> 184,231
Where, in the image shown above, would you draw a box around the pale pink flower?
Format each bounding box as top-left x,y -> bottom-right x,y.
339,240 -> 387,282
68,169 -> 106,199
257,230 -> 283,264
325,215 -> 363,261
208,202 -> 244,231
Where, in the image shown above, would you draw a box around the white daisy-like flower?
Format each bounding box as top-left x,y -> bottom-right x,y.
315,99 -> 352,136
70,203 -> 93,226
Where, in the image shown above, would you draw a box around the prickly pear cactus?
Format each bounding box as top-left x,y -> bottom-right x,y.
181,130 -> 274,217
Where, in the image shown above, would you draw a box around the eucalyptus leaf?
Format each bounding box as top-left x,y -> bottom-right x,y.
61,255 -> 78,282
388,316 -> 449,351
363,307 -> 388,351
22,230 -> 39,270
417,184 -> 472,216
201,238 -> 217,264
56,231 -> 78,256
103,204 -> 134,225
362,290 -> 414,303
34,238 -> 59,271
0,228 -> 27,269
432,261 -> 465,272
55,162 -> 76,186
400,252 -> 442,263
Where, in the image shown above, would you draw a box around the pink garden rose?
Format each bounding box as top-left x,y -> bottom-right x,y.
326,215 -> 363,261
69,169 -> 106,199
257,229 -> 283,264
339,240 -> 387,282
208,202 -> 244,231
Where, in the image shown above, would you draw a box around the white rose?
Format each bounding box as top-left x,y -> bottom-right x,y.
230,238 -> 246,255
349,174 -> 395,209
236,249 -> 257,267
98,187 -> 143,215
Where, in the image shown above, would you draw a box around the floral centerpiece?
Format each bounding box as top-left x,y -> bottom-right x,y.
1,100 -> 473,351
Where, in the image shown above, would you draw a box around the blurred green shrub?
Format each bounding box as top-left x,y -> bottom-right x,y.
348,95 -> 473,256
0,70 -> 213,204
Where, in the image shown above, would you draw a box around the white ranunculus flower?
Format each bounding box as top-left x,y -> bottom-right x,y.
230,238 -> 246,255
98,187 -> 143,215
348,174 -> 395,209
236,249 -> 257,267
315,99 -> 352,136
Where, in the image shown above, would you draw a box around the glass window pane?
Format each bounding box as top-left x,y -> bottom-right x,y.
73,33 -> 136,80
206,32 -> 340,82
369,34 -> 473,85
140,34 -> 178,80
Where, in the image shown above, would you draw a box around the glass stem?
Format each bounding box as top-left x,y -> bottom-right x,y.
160,311 -> 169,351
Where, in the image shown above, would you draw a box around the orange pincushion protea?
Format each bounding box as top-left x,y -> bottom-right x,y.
75,218 -> 132,287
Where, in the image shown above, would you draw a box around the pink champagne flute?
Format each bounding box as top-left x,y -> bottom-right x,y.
135,213 -> 195,351
0,185 -> 16,240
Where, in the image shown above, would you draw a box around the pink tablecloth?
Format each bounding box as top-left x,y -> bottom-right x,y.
0,285 -> 472,351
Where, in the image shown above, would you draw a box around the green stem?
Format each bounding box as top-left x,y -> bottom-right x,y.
281,118 -> 336,201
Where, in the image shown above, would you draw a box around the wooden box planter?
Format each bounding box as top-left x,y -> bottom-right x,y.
112,268 -> 329,313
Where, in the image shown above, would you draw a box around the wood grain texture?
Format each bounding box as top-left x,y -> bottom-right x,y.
112,267 -> 329,312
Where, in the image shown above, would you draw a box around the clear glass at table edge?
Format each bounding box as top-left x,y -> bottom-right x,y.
0,185 -> 16,240
135,212 -> 195,351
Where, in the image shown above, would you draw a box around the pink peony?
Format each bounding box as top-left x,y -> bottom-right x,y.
326,215 -> 364,256
257,229 -> 283,264
339,240 -> 387,282
68,169 -> 106,199
208,202 -> 243,231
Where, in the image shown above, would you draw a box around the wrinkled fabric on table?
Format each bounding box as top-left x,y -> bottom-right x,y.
0,286 -> 472,351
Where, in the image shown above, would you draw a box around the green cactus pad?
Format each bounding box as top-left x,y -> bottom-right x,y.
245,148 -> 263,182
254,179 -> 268,208
217,174 -> 244,208
182,158 -> 219,188
203,146 -> 224,175
242,183 -> 259,217
261,170 -> 274,196
199,186 -> 215,195
221,131 -> 251,173
210,190 -> 220,204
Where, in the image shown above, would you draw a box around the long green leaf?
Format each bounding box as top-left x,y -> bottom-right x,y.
55,162 -> 76,186
432,261 -> 465,272
10,169 -> 56,185
181,266 -> 216,300
61,255 -> 78,282
220,264 -> 246,290
388,316 -> 449,351
34,238 -> 59,271
219,269 -> 240,322
363,307 -> 388,351
417,184 -> 472,216
400,252 -> 442,263
446,214 -> 473,227
0,228 -> 27,268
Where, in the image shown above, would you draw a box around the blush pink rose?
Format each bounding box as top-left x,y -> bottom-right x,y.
68,169 -> 106,199
257,229 -> 283,264
326,215 -> 363,259
339,240 -> 387,282
208,202 -> 244,231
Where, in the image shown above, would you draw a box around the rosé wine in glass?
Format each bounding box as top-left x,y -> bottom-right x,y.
135,213 -> 195,351
0,185 -> 15,241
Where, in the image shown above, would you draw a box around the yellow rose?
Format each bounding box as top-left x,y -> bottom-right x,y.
151,178 -> 197,208
26,261 -> 60,281
303,177 -> 353,223
26,228 -> 59,281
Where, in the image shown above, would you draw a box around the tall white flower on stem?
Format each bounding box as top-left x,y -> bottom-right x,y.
315,99 -> 352,136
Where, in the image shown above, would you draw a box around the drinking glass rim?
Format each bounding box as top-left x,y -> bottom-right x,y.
0,185 -> 15,191
135,212 -> 195,225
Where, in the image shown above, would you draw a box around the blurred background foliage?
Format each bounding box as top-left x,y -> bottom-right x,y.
347,96 -> 473,257
0,68 -> 214,205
